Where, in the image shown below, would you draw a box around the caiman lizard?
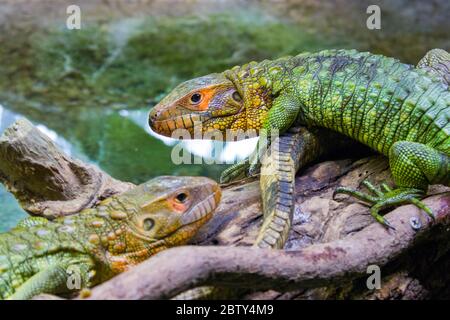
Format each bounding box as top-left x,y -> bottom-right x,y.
0,176 -> 221,299
149,49 -> 449,252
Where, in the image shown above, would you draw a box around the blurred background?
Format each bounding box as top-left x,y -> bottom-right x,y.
0,0 -> 449,231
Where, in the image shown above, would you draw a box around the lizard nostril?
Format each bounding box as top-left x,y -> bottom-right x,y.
148,110 -> 158,126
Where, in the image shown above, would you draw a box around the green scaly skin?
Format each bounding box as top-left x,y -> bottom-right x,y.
150,48 -> 449,235
0,176 -> 221,300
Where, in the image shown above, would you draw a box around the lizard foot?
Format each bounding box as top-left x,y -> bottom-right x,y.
334,180 -> 434,229
220,153 -> 261,184
220,159 -> 260,183
220,134 -> 272,183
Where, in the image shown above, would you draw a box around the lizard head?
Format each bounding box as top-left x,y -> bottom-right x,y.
123,176 -> 221,254
148,68 -> 272,140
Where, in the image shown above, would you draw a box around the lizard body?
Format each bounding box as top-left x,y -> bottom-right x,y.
151,49 -> 449,156
0,176 -> 220,299
149,49 -> 449,233
149,48 -> 449,300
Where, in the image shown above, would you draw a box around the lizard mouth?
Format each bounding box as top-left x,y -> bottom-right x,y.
149,111 -> 244,139
148,112 -> 206,137
180,190 -> 220,225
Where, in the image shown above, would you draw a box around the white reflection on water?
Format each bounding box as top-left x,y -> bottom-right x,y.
0,103 -> 21,134
220,138 -> 258,163
122,108 -> 258,163
0,184 -> 26,232
0,104 -> 28,231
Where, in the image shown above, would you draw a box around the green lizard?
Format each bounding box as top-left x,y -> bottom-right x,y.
149,48 -> 449,248
0,176 -> 221,300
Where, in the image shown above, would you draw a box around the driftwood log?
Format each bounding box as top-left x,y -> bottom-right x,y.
1,118 -> 449,300
0,119 -> 133,218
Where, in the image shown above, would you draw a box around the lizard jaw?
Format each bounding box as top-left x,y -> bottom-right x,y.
148,111 -> 206,138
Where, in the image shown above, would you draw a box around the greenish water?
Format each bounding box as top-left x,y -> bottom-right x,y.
0,10 -> 446,232
0,185 -> 25,231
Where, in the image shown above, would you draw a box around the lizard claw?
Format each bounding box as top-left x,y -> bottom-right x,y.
335,179 -> 429,230
377,215 -> 396,231
220,160 -> 258,183
220,151 -> 262,184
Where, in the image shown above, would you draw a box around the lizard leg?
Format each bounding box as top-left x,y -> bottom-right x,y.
336,182 -> 425,229
220,147 -> 261,184
257,126 -> 363,248
220,94 -> 300,183
220,130 -> 275,183
191,97 -> 305,298
336,141 -> 449,228
256,126 -> 322,248
8,262 -> 93,300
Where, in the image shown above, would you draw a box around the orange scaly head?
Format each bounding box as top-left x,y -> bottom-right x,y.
149,73 -> 244,140
148,69 -> 273,141
127,176 -> 220,245
99,176 -> 221,273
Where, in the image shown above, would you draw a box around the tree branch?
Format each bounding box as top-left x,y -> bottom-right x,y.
0,118 -> 133,218
87,194 -> 450,299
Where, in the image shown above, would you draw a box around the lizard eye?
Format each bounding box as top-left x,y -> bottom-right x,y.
175,192 -> 188,203
142,218 -> 155,231
190,93 -> 202,104
232,91 -> 242,102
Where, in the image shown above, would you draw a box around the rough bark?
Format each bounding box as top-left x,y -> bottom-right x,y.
1,119 -> 449,299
